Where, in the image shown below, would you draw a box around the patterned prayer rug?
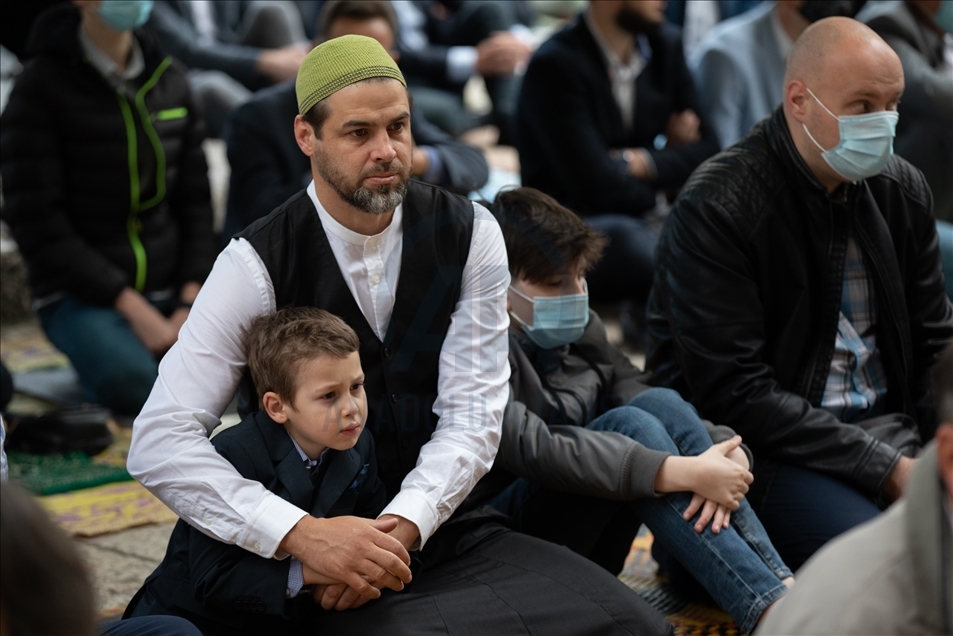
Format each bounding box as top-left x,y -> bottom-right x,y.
0,320 -> 69,373
41,481 -> 178,537
620,533 -> 742,636
8,424 -> 133,495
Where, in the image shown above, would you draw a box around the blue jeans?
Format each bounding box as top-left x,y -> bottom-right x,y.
937,220 -> 953,300
585,214 -> 660,304
37,296 -> 166,416
491,388 -> 791,634
752,463 -> 880,572
100,616 -> 202,636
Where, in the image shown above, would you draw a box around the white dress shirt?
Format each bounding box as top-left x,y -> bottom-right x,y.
128,182 -> 510,558
585,10 -> 646,134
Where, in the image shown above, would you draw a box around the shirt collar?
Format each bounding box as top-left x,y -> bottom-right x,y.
288,431 -> 330,467
78,25 -> 145,82
584,10 -> 647,78
307,180 -> 403,247
770,5 -> 794,62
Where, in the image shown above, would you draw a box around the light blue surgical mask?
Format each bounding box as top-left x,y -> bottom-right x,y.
509,282 -> 590,350
935,0 -> 953,34
801,87 -> 898,182
98,0 -> 154,32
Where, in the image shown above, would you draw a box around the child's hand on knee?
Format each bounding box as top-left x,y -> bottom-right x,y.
683,493 -> 733,534
691,436 -> 754,507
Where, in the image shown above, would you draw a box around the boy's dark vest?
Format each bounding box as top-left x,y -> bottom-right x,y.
237,181 -> 475,498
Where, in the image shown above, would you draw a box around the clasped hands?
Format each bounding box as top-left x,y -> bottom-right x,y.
654,435 -> 753,535
281,513 -> 418,612
682,436 -> 753,534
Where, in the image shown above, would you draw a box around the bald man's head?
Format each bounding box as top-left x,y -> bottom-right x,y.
783,17 -> 900,91
782,16 -> 904,192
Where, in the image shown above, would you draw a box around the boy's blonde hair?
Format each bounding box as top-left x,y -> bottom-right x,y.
243,306 -> 360,404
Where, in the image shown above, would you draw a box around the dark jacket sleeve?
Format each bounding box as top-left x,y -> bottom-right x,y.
0,65 -> 129,305
224,93 -> 304,233
146,1 -> 261,87
497,398 -> 670,500
899,185 -> 953,439
517,43 -> 658,215
397,44 -> 451,85
643,34 -> 720,190
411,109 -> 489,193
186,436 -> 296,618
651,192 -> 900,496
168,67 -> 216,287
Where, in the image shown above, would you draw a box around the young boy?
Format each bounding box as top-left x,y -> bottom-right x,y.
479,188 -> 794,635
124,307 -> 387,635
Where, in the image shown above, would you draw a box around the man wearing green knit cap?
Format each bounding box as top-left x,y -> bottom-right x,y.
127,33 -> 670,635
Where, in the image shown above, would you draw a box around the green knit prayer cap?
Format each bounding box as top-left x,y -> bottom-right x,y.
296,34 -> 406,115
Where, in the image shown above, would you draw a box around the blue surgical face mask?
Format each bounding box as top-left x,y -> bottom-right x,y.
509,282 -> 590,350
97,0 -> 154,31
801,87 -> 898,182
935,0 -> 953,34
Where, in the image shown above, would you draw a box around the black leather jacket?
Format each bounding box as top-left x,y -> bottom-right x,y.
647,107 -> 953,498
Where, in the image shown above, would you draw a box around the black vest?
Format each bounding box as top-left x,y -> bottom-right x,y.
238,181 -> 475,499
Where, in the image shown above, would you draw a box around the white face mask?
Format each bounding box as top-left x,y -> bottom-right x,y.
801,88 -> 899,182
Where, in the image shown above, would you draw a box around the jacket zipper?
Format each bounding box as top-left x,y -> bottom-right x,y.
116,56 -> 173,292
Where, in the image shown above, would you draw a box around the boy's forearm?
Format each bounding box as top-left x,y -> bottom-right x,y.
653,455 -> 698,494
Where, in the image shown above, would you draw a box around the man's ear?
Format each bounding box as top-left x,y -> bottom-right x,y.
294,115 -> 316,157
262,391 -> 290,423
786,80 -> 809,122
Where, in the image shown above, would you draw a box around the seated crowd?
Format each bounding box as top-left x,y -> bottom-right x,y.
0,1 -> 951,635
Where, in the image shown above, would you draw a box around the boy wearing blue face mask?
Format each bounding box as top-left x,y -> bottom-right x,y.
473,187 -> 794,635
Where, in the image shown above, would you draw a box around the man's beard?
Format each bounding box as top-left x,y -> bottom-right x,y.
314,148 -> 408,216
614,6 -> 660,37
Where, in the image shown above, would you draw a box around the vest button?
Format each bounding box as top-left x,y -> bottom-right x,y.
383,347 -> 390,358
390,393 -> 399,404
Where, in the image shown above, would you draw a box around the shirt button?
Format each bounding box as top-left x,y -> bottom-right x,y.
391,393 -> 399,404
203,517 -> 211,526
253,541 -> 261,553
372,274 -> 381,284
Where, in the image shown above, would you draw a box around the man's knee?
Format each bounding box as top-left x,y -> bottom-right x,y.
97,360 -> 158,416
589,406 -> 668,444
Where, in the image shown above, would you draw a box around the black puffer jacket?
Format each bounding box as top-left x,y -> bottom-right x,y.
0,4 -> 216,306
647,107 -> 953,499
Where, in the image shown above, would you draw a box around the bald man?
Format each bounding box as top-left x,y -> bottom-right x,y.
647,17 -> 953,571
755,343 -> 953,634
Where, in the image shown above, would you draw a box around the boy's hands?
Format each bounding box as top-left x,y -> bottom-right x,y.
683,436 -> 753,533
654,435 -> 754,534
314,515 -> 420,611
278,515 -> 412,606
683,494 -> 734,534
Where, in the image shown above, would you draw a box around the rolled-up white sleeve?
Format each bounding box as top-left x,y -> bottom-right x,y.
379,203 -> 510,546
127,239 -> 307,558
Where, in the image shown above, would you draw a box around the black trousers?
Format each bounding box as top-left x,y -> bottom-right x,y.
316,520 -> 672,635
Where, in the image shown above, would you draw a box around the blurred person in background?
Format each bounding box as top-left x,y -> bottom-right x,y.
859,0 -> 953,299
145,0 -> 310,136
0,0 -> 217,418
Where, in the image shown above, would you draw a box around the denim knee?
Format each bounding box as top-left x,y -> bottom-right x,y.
587,406 -> 677,454
628,387 -> 698,418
